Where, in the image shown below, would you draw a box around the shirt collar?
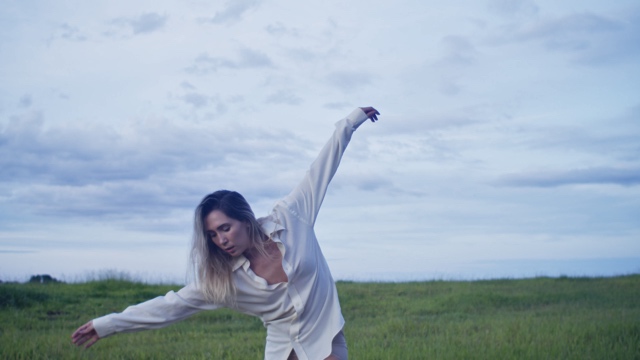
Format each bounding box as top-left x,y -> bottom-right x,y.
230,214 -> 285,272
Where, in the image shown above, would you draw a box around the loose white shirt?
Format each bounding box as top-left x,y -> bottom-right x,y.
92,108 -> 371,360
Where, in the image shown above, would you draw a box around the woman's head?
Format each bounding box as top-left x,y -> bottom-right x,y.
190,190 -> 268,305
198,190 -> 255,230
196,190 -> 264,257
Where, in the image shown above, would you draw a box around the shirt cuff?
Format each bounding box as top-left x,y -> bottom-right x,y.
344,108 -> 369,130
92,315 -> 115,339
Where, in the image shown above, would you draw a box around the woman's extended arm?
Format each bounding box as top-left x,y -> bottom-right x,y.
281,107 -> 380,226
71,283 -> 220,348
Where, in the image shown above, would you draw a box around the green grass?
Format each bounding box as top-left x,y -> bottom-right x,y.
1,275 -> 639,359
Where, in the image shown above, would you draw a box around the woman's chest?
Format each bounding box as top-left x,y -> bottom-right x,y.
249,248 -> 288,285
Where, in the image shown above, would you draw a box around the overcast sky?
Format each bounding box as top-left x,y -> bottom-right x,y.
1,0 -> 639,283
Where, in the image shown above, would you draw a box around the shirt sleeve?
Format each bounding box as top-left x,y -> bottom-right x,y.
92,283 -> 220,338
281,108 -> 369,226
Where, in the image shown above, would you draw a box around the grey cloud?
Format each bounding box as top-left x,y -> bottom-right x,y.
355,177 -> 393,192
493,9 -> 640,65
529,128 -> 639,162
487,0 -> 539,17
323,102 -> 352,110
0,111 -> 312,222
377,113 -> 481,136
57,23 -> 88,42
203,0 -> 260,24
326,71 -> 372,92
572,10 -> 640,65
266,22 -> 299,37
265,90 -> 303,106
109,13 -> 167,36
497,167 -> 640,187
180,92 -> 228,114
180,81 -> 196,90
10,180 -> 201,220
438,80 -> 462,96
183,92 -> 210,108
520,105 -> 640,161
331,169 -> 417,197
438,36 -> 477,66
186,48 -> 273,75
0,112 -> 215,185
46,23 -> 87,45
515,12 -> 620,41
285,48 -> 318,62
19,94 -> 32,108
129,13 -> 168,34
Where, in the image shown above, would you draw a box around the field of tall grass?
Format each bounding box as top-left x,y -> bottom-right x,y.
1,275 -> 638,359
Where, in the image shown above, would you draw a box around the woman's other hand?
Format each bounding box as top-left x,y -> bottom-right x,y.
71,321 -> 101,349
360,107 -> 380,122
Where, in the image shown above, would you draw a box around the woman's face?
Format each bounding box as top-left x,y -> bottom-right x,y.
205,210 -> 253,257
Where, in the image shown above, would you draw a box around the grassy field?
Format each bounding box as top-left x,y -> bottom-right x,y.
1,275 -> 638,359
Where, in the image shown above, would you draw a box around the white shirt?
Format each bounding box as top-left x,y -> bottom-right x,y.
92,108 -> 371,360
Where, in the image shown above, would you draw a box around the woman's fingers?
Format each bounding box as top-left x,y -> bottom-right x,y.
360,106 -> 380,122
83,335 -> 100,349
73,332 -> 100,348
72,321 -> 100,348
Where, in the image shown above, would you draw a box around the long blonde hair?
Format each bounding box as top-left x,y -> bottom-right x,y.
190,190 -> 269,305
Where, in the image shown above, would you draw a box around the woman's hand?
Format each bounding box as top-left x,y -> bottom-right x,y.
71,321 -> 101,349
360,107 -> 380,122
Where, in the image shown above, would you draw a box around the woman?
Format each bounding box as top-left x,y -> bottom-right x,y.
72,106 -> 381,360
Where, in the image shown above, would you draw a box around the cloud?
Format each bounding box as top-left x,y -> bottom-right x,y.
496,166 -> 640,187
46,23 -> 88,45
323,102 -> 352,110
19,94 -> 32,108
185,48 -> 273,75
487,0 -> 539,17
518,105 -> 640,161
180,81 -> 196,90
491,9 -> 640,65
128,13 -> 168,34
437,35 -> 478,66
347,176 -> 393,192
325,71 -> 372,92
265,22 -> 299,37
182,92 -> 210,108
0,111 -> 313,223
432,35 -> 477,96
284,48 -> 319,62
438,80 -> 462,96
514,12 -> 621,41
202,0 -> 261,24
179,92 -> 228,114
265,90 -> 303,105
108,13 -> 168,36
0,111 -> 292,186
55,23 -> 88,42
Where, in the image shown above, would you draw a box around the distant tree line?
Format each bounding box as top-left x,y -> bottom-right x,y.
28,274 -> 62,284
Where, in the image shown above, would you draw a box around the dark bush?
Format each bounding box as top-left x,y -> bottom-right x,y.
28,274 -> 61,284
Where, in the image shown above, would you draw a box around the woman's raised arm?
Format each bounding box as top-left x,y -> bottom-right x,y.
281,107 -> 380,226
